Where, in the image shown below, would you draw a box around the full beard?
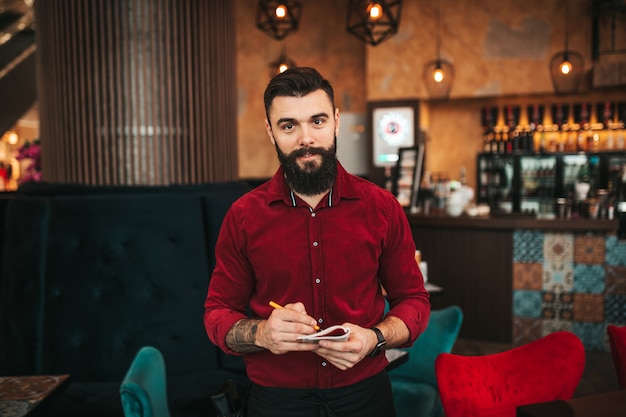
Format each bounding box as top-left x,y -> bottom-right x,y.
276,139 -> 338,196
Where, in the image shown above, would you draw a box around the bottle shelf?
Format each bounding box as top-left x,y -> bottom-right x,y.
477,151 -> 626,218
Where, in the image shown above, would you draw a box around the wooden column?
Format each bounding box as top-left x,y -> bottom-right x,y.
34,0 -> 238,185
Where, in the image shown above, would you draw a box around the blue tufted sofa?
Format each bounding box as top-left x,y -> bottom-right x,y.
0,181 -> 256,417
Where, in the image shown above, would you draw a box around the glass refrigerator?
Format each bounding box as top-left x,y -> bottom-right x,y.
477,151 -> 625,217
519,155 -> 557,217
476,154 -> 516,213
561,153 -> 602,199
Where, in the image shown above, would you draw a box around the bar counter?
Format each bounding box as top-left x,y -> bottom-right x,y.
408,212 -> 619,232
407,212 -> 621,345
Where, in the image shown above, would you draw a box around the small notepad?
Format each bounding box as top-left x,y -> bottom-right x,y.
297,325 -> 350,342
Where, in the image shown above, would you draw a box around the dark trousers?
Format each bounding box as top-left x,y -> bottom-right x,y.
245,371 -> 395,417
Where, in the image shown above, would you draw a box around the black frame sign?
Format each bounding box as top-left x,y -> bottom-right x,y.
392,133 -> 426,210
367,99 -> 420,188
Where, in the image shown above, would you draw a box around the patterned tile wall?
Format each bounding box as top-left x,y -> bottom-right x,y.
513,231 -> 626,351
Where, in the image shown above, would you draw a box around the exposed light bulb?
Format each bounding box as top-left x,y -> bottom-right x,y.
278,63 -> 290,73
7,132 -> 18,145
433,68 -> 445,83
367,2 -> 383,21
560,60 -> 572,75
275,4 -> 287,19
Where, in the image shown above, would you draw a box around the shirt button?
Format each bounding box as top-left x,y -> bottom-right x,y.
311,212 -> 316,217
322,361 -> 327,367
318,318 -> 323,324
313,241 -> 319,247
315,278 -> 321,284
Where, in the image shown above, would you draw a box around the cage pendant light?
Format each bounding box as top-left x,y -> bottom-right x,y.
256,0 -> 302,40
550,0 -> 584,94
422,0 -> 454,99
269,44 -> 297,77
346,0 -> 403,46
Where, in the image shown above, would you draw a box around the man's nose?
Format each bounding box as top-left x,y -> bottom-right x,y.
299,126 -> 314,146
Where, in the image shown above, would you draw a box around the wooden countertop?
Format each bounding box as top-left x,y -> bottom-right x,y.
407,212 -> 619,232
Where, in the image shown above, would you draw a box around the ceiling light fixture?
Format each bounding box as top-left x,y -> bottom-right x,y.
549,0 -> 584,94
346,0 -> 403,46
256,0 -> 302,41
422,0 -> 454,99
269,46 -> 297,77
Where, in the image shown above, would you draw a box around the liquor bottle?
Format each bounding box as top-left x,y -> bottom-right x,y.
508,130 -> 516,154
499,129 -> 507,155
482,106 -> 498,133
575,163 -> 592,204
538,126 -> 547,153
528,104 -> 544,132
483,131 -> 493,153
548,129 -> 558,153
505,105 -> 520,131
491,129 -> 500,154
526,129 -> 535,154
607,129 -> 615,150
591,132 -> 600,152
607,179 -> 616,220
597,101 -> 614,129
558,129 -> 566,153
552,103 -> 569,131
573,102 -> 590,130
586,129 -> 594,152
460,166 -> 468,187
617,127 -> 625,150
576,130 -> 586,152
565,130 -> 577,152
519,130 -> 528,154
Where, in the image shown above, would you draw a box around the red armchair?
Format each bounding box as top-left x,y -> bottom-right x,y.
607,325 -> 626,389
435,331 -> 585,417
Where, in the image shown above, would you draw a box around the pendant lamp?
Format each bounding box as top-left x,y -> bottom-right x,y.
422,0 -> 454,99
256,0 -> 302,40
269,45 -> 297,77
550,0 -> 584,94
346,0 -> 403,46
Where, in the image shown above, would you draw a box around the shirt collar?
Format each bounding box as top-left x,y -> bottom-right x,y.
266,161 -> 360,207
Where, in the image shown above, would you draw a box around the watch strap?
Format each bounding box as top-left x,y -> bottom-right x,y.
369,327 -> 386,357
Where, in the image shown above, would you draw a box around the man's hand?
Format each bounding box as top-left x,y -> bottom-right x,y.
255,302 -> 320,354
314,316 -> 410,370
314,324 -> 376,370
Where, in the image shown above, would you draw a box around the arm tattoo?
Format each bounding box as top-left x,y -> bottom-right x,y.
225,318 -> 265,353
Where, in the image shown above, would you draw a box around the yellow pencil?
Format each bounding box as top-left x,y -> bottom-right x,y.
269,301 -> 320,331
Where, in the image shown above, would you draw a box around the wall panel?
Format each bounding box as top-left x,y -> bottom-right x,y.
35,0 -> 238,185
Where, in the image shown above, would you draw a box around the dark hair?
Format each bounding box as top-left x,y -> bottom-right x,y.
263,67 -> 335,121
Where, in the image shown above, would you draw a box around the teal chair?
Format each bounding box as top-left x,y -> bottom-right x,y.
389,306 -> 463,417
120,346 -> 172,417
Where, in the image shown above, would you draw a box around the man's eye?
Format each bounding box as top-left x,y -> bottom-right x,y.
313,119 -> 324,126
283,123 -> 293,130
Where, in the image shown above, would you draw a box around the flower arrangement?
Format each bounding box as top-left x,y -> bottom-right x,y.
15,139 -> 42,183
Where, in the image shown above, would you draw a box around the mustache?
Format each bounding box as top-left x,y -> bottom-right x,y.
290,147 -> 325,158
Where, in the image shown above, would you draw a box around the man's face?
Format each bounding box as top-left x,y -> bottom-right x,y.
265,89 -> 340,195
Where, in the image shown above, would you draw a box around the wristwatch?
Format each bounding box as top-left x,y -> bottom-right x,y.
369,327 -> 387,357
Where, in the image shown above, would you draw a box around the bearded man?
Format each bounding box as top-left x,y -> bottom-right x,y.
204,67 -> 430,417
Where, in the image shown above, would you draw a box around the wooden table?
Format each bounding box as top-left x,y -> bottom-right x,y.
516,389 -> 626,417
0,374 -> 70,417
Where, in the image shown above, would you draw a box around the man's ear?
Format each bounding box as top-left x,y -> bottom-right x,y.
334,108 -> 340,137
264,119 -> 276,145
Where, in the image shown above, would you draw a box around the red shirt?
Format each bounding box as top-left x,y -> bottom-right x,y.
204,163 -> 430,389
